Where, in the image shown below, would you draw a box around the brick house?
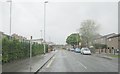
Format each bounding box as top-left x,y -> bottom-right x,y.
93,33 -> 116,53
107,33 -> 120,53
94,33 -> 116,45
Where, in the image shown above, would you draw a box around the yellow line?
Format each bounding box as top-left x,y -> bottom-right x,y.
46,56 -> 55,68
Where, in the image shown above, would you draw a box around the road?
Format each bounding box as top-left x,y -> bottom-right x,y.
39,49 -> 118,72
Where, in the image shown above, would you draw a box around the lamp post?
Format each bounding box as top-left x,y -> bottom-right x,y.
40,30 -> 42,39
30,36 -> 32,72
43,1 -> 48,54
76,29 -> 79,48
7,0 -> 12,37
76,33 -> 79,48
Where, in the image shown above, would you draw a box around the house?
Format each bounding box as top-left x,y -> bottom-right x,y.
93,33 -> 116,53
107,33 -> 120,53
94,33 -> 116,45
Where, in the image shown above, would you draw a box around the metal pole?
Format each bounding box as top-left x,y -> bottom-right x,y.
76,33 -> 78,48
10,0 -> 12,36
76,30 -> 79,48
77,33 -> 79,48
30,36 -> 32,72
40,30 -> 42,39
43,1 -> 48,54
7,0 -> 12,37
43,2 -> 46,54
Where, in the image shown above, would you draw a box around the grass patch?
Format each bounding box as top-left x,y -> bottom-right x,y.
107,54 -> 120,58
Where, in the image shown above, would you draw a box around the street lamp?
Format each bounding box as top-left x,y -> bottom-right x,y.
30,36 -> 32,72
76,29 -> 79,48
7,0 -> 12,37
77,33 -> 79,48
40,30 -> 42,39
43,1 -> 48,54
30,36 -> 44,72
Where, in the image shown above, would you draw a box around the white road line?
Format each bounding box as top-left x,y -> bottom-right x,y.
46,56 -> 55,68
79,62 -> 87,69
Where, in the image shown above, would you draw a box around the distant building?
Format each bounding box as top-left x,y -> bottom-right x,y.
12,33 -> 27,42
32,38 -> 43,44
46,41 -> 54,45
65,44 -> 72,49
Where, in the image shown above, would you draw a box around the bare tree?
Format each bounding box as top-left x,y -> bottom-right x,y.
79,20 -> 99,47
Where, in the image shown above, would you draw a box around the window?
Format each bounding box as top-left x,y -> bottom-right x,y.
112,47 -> 114,49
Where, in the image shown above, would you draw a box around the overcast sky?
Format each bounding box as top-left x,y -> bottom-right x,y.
0,0 -> 119,44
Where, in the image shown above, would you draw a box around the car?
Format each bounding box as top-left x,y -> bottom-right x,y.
70,48 -> 74,51
66,48 -> 70,51
74,48 -> 81,53
81,47 -> 91,55
53,48 -> 56,51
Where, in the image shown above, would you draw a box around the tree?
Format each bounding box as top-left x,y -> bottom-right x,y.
66,33 -> 81,47
79,20 -> 99,47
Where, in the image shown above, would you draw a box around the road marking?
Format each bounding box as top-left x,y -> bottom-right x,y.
46,56 -> 55,68
79,62 -> 87,69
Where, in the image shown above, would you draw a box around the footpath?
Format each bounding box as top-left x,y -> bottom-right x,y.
2,51 -> 56,72
93,52 -> 118,63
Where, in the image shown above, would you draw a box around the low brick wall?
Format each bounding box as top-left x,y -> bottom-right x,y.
96,49 -> 116,54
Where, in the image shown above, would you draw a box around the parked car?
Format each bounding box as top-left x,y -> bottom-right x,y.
81,47 -> 91,55
70,48 -> 74,51
53,48 -> 56,51
66,48 -> 70,51
74,48 -> 81,53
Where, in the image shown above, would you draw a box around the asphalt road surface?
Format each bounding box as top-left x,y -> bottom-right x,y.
39,49 -> 118,72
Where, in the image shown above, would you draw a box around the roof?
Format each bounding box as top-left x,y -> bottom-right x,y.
95,33 -> 116,40
101,33 -> 116,38
107,33 -> 120,39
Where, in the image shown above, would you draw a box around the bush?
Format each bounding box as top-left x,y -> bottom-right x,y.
2,36 -> 47,63
93,43 -> 107,49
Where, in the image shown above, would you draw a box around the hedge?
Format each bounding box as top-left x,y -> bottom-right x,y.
93,43 -> 107,49
2,36 -> 48,63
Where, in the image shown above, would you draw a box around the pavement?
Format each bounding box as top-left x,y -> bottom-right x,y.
39,49 -> 118,72
2,51 -> 56,72
93,52 -> 118,63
